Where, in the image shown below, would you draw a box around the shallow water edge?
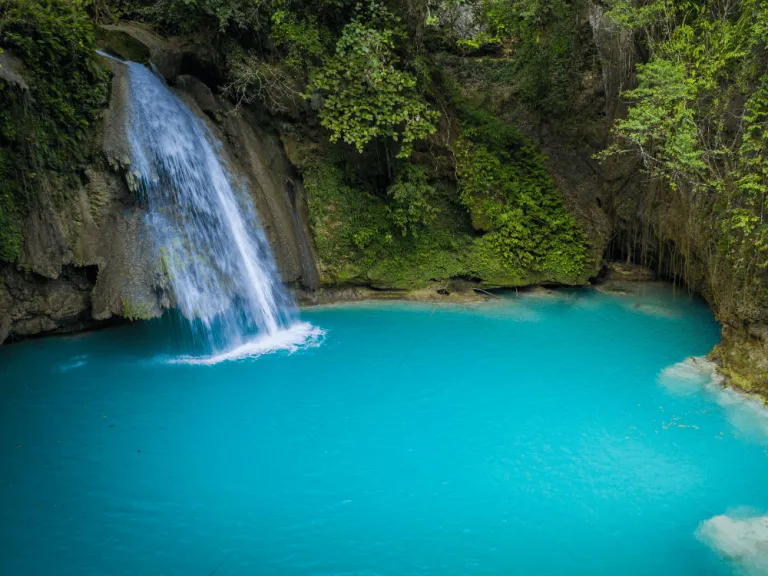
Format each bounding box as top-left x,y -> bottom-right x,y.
6,273 -> 762,406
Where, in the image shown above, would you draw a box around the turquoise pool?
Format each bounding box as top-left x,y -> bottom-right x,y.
2,285 -> 767,575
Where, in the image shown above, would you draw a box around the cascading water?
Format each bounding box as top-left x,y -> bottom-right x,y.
120,60 -> 320,359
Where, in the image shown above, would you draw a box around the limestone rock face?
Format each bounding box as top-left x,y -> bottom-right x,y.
219,106 -> 320,289
95,25 -> 151,65
0,265 -> 94,343
0,56 -> 169,342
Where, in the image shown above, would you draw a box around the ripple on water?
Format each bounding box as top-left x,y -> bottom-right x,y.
57,354 -> 89,372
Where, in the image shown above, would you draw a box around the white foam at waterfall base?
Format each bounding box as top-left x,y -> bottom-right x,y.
659,357 -> 768,442
697,511 -> 768,575
170,322 -> 326,365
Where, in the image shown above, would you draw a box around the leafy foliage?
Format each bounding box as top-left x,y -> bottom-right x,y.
289,77 -> 589,289
270,5 -> 328,73
0,0 -> 109,261
600,0 -> 768,318
445,0 -> 580,116
306,5 -> 439,158
454,99 -> 588,281
104,0 -> 269,34
605,57 -> 705,179
385,164 -> 437,237
1,0 -> 108,170
455,0 -> 570,50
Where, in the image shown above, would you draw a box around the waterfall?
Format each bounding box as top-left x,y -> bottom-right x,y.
120,60 -> 320,359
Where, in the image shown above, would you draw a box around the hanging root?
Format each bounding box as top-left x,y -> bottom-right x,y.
473,287 -> 500,299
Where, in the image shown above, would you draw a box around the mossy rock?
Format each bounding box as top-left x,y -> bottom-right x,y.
95,27 -> 151,64
121,297 -> 155,321
710,332 -> 768,397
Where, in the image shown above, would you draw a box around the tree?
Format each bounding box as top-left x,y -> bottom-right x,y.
306,5 -> 438,158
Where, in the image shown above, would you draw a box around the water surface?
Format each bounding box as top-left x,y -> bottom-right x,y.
2,285 -> 767,575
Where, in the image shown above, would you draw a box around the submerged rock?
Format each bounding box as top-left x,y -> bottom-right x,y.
698,513 -> 768,574
603,262 -> 656,282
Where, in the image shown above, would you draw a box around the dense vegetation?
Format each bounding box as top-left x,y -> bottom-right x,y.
3,0 -> 767,290
592,0 -> 768,391
599,0 -> 768,317
0,0 -> 590,287
0,0 -> 109,260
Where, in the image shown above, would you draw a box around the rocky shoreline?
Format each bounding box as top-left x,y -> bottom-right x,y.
6,257 -> 763,411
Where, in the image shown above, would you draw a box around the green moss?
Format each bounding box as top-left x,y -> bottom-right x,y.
300,157 -> 472,288
158,246 -> 173,279
452,95 -> 589,283
95,27 -> 151,63
0,139 -> 23,261
711,333 -> 768,396
724,370 -> 755,393
297,110 -> 589,290
121,297 -> 154,321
